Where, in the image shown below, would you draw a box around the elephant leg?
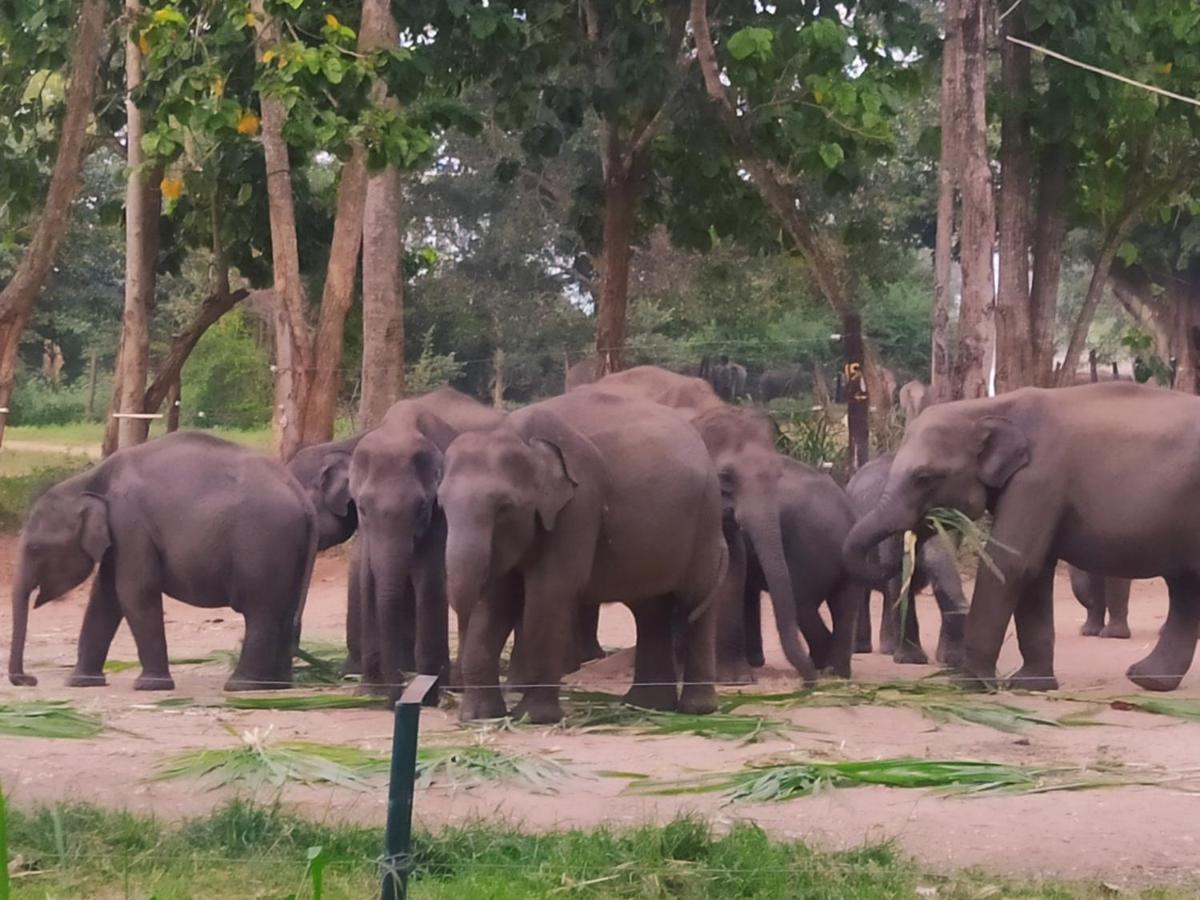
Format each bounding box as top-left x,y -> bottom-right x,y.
358,563 -> 389,696
460,576 -> 521,721
411,521 -> 450,707
1009,563 -> 1058,691
575,606 -> 605,665
341,543 -> 363,676
112,561 -> 175,691
879,577 -> 901,657
228,603 -> 294,691
743,569 -> 765,669
625,600 -> 679,713
69,560 -> 122,687
922,537 -> 968,666
715,524 -> 753,684
854,592 -> 873,654
1100,578 -> 1132,639
825,582 -> 865,679
1127,573 -> 1200,692
892,575 -> 928,666
958,568 -> 1019,691
507,567 -> 574,725
1071,566 -> 1107,637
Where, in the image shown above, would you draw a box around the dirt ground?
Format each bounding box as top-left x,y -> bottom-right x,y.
2,536 -> 1199,886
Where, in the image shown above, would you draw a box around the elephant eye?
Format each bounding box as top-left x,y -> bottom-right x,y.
912,467 -> 938,485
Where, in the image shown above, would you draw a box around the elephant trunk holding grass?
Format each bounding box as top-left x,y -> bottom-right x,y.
440,388 -> 727,724
9,432 -> 318,691
843,382 -> 1200,693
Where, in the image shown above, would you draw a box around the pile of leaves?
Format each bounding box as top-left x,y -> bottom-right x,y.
559,691 -> 796,743
0,701 -> 104,739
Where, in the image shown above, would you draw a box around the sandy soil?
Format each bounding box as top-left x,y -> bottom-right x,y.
1,537 -> 1198,886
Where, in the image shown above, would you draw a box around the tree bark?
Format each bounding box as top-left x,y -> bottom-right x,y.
994,9 -> 1033,393
1028,142 -> 1069,386
301,145 -> 367,444
165,378 -> 180,432
253,0 -> 312,460
86,349 -> 99,418
948,0 -> 994,401
0,0 -> 107,447
930,0 -> 962,404
593,154 -> 639,378
358,0 -> 406,429
490,348 -> 506,407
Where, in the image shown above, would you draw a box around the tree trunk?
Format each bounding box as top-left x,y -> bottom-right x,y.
253,0 -> 312,460
165,378 -> 180,432
949,0 -> 994,401
0,0 -> 107,328
490,348 -> 506,407
1028,142 -> 1069,386
358,0 -> 406,428
101,341 -> 122,456
86,349 -> 98,418
930,0 -> 962,404
301,145 -> 367,444
1168,282 -> 1199,394
994,9 -> 1033,393
0,0 -> 107,447
593,152 -> 638,379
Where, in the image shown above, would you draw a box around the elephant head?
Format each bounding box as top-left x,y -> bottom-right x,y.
287,436 -> 361,551
842,407 -> 1030,583
691,405 -> 817,683
9,476 -> 110,686
438,410 -> 591,635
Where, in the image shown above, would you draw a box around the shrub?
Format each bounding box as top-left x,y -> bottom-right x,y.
0,461 -> 92,531
181,311 -> 273,429
7,375 -> 103,427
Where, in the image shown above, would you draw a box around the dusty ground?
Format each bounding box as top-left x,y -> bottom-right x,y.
1,536 -> 1199,886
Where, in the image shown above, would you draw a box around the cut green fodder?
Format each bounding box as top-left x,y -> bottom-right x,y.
0,701 -> 104,739
225,692 -> 387,711
560,691 -> 798,743
415,745 -> 570,792
633,756 -> 1193,802
1109,695 -> 1200,722
720,680 -> 1068,733
155,727 -> 388,792
294,642 -> 351,685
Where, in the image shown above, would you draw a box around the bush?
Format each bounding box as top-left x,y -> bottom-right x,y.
181,311 -> 273,429
0,461 -> 92,531
7,375 -> 104,427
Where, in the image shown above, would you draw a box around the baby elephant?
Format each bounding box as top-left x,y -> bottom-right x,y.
8,432 -> 317,691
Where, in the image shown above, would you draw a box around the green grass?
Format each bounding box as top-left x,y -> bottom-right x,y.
0,701 -> 104,740
559,691 -> 797,743
0,459 -> 92,531
0,785 -> 9,900
1,799 -> 1192,899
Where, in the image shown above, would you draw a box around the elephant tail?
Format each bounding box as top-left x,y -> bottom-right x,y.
688,534 -> 729,625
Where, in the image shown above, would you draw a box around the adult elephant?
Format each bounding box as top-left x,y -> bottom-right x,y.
842,382 -> 1200,692
8,432 -> 317,691
846,453 -> 968,666
347,387 -> 505,701
1069,565 -> 1132,639
440,389 -> 727,723
582,366 -> 819,684
756,367 -> 806,402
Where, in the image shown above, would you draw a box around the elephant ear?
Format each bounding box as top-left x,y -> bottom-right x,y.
530,439 -> 575,531
79,492 -> 111,562
415,411 -> 460,453
976,416 -> 1030,488
519,408 -> 599,531
319,453 -> 353,518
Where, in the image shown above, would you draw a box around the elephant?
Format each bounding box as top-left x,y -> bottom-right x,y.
702,356 -> 748,402
898,380 -> 931,423
581,366 -> 819,685
846,453 -> 968,666
8,432 -> 317,691
755,367 -> 807,402
1069,565 -> 1132,639
842,381 -> 1200,693
439,388 -> 727,724
346,387 -> 505,701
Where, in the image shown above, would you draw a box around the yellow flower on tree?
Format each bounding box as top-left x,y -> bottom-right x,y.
137,30 -> 151,56
211,76 -> 224,97
324,14 -> 339,28
160,177 -> 184,201
236,110 -> 261,136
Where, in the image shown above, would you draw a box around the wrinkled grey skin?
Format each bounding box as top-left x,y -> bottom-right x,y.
720,457 -> 866,681
581,366 -> 819,685
440,389 -> 726,724
349,388 -> 505,703
1069,565 -> 1132,639
846,453 -> 968,666
287,436 -> 363,672
9,432 -> 317,691
843,382 -> 1200,693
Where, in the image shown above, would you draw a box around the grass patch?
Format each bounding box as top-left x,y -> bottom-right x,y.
224,692 -> 387,711
633,756 -> 1193,803
0,460 -> 92,531
559,691 -> 797,743
415,745 -> 568,792
0,701 -> 104,740
720,680 -> 1066,734
294,642 -> 351,685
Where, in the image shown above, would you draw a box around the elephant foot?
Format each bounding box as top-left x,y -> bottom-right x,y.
446,661 -> 464,692
878,634 -> 898,657
679,684 -> 718,715
1007,666 -> 1058,692
511,694 -> 564,725
67,672 -> 108,688
1127,659 -> 1185,692
952,669 -> 998,692
578,642 -> 606,665
1079,619 -> 1104,637
136,674 -> 177,691
715,658 -> 756,685
624,683 -> 678,712
1101,622 -> 1132,640
9,672 -> 37,687
459,688 -> 508,721
892,643 -> 929,666
935,638 -> 965,668
339,655 -> 362,677
747,648 -> 766,668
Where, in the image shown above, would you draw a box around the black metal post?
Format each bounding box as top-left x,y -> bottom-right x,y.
842,312 -> 869,474
381,674 -> 438,900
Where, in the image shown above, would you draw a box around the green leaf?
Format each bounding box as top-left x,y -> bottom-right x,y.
727,27 -> 774,62
1116,241 -> 1139,266
819,142 -> 845,170
236,183 -> 252,205
321,55 -> 345,85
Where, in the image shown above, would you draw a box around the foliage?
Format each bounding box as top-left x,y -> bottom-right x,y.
556,692 -> 794,744
1109,695 -> 1200,722
773,407 -> 843,475
6,375 -> 98,427
0,460 -> 90,531
180,310 -> 272,429
415,745 -> 568,792
1121,327 -> 1173,385
405,327 -> 467,396
0,701 -> 104,740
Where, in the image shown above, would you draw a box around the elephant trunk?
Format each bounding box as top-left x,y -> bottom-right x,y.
740,501 -> 817,684
843,490 -> 913,584
366,535 -> 418,677
9,556 -> 37,686
445,527 -> 492,644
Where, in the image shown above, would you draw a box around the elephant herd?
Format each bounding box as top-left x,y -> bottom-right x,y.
8,372 -> 1199,722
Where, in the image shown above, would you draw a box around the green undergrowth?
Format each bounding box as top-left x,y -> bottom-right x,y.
4,799 -> 1187,899
0,459 -> 92,531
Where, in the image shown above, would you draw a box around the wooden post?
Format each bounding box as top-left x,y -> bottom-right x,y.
166,378 -> 180,432
1111,361 -> 1119,379
834,371 -> 844,404
86,349 -> 98,419
842,312 -> 869,473
1089,348 -> 1098,382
